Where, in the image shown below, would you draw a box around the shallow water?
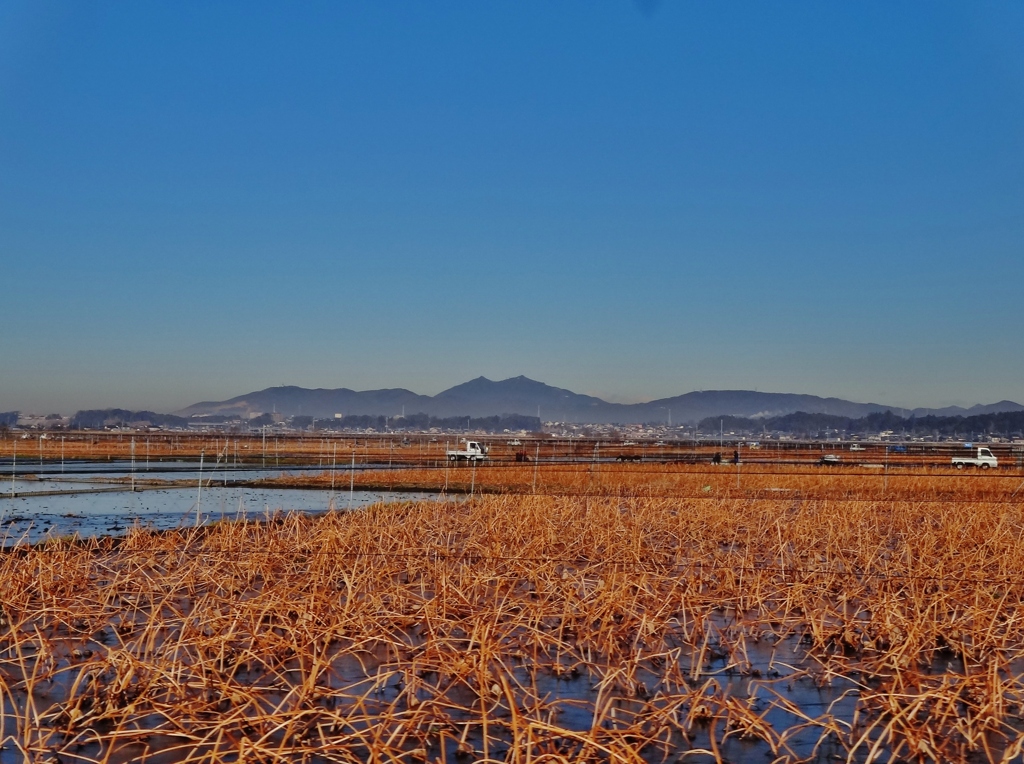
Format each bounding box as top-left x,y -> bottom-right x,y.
3,478 -> 105,493
0,601 -> 998,764
0,486 -> 441,547
2,455 -> 414,479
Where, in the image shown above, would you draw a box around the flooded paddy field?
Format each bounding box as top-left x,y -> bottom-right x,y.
1,463 -> 1023,762
0,486 -> 441,547
3,431 -> 1022,476
1,457 -> 439,545
3,458 -> 404,484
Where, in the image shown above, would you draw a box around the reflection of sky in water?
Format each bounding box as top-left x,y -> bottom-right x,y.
0,487 -> 443,547
2,459 -> 408,485
0,478 -> 1005,761
5,479 -> 105,492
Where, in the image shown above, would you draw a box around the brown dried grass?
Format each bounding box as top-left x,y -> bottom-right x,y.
2,468 -> 1024,761
280,461 -> 1024,503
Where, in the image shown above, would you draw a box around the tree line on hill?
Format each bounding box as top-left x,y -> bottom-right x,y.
291,413 -> 542,433
55,409 -> 541,434
8,407 -> 1024,438
69,410 -> 190,429
698,410 -> 1024,438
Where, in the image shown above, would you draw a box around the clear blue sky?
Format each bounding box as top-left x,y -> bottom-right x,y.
2,1 -> 1022,413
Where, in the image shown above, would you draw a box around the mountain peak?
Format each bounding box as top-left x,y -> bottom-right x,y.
176,378 -> 1024,425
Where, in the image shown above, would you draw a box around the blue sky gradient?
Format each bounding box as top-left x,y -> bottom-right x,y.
2,2 -> 1023,413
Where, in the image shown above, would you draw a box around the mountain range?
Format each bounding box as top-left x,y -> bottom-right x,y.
175,376 -> 1024,425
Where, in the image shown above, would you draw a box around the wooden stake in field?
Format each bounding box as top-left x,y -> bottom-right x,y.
348,448 -> 355,509
533,441 -> 540,493
195,449 -> 204,526
329,442 -> 337,508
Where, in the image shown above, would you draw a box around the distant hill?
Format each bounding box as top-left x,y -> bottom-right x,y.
910,400 -> 1024,417
632,390 -> 893,423
177,386 -> 433,419
700,409 -> 1024,439
427,376 -> 614,418
70,409 -> 189,429
176,376 -> 1024,425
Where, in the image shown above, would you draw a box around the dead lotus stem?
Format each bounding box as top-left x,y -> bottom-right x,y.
4,467 -> 1024,761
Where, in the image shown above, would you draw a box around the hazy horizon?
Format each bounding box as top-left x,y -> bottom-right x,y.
2,3 -> 1022,414
4,373 -> 1022,419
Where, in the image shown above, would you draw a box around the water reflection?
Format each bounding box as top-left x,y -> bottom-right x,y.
0,487 -> 443,547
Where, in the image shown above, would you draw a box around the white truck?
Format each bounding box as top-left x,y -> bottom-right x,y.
952,447 -> 998,470
447,440 -> 489,462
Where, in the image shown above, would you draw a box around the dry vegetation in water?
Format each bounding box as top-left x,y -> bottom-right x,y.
1,433 -> 1011,472
4,475 -> 1024,763
277,462 -> 1024,504
0,434 -> 472,465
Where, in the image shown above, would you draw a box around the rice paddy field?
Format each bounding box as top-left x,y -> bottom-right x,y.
3,433 -> 1021,472
3,444 -> 1024,762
